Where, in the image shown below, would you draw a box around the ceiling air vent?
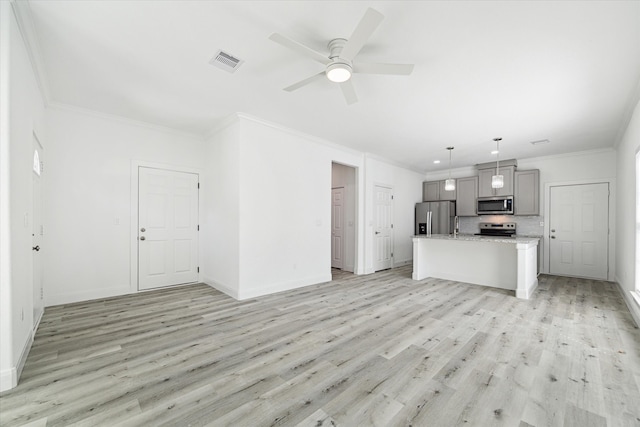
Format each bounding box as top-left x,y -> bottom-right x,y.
209,50 -> 243,73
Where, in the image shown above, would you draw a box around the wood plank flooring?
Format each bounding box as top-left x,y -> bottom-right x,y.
1,266 -> 639,426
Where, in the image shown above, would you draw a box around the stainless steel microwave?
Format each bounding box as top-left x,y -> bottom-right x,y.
477,196 -> 514,215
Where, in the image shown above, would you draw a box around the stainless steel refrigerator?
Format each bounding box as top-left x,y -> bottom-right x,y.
415,201 -> 456,235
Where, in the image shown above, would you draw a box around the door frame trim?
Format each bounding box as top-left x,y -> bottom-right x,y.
544,178 -> 615,281
129,161 -> 203,293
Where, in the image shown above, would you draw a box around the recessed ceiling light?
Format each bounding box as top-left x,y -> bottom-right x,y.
530,139 -> 550,145
433,160 -> 441,164
491,150 -> 499,155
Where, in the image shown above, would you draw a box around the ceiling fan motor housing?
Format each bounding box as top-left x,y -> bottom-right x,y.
326,38 -> 352,82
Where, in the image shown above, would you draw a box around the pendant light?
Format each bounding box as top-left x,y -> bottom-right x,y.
491,137 -> 504,189
445,147 -> 455,191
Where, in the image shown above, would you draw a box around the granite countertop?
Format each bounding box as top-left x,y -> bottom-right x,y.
412,234 -> 540,244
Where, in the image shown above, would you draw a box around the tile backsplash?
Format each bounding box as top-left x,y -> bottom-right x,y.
458,215 -> 544,236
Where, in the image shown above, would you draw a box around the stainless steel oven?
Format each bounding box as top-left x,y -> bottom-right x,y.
477,196 -> 514,215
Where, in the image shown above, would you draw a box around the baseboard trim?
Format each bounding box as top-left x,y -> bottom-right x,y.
516,278 -> 539,299
393,259 -> 412,268
238,274 -> 332,300
203,276 -> 239,300
46,286 -> 132,307
0,367 -> 16,392
616,281 -> 640,328
0,327 -> 34,392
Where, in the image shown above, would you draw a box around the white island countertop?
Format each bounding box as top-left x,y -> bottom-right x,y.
412,234 -> 539,299
412,234 -> 539,245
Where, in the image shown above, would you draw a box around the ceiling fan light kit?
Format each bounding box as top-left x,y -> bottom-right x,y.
326,62 -> 352,83
269,8 -> 414,104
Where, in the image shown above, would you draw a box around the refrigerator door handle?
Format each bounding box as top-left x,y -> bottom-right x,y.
427,211 -> 432,236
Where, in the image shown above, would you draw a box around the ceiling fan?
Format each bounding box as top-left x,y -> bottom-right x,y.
269,8 -> 415,105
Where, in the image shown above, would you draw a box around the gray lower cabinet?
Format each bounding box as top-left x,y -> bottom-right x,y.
423,180 -> 456,201
478,166 -> 515,197
514,169 -> 540,215
455,176 -> 478,216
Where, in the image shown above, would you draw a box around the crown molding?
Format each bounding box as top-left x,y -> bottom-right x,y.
10,0 -> 51,104
47,101 -> 204,140
233,112 -> 365,158
516,147 -> 616,165
363,152 -> 426,175
614,74 -> 640,148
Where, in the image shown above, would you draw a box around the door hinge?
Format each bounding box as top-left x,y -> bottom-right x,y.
197,267 -> 200,273
391,224 -> 394,229
391,252 -> 394,257
197,183 -> 200,189
40,288 -> 43,299
197,225 -> 200,231
391,195 -> 394,200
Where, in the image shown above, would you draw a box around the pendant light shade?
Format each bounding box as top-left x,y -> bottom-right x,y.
491,138 -> 504,189
445,147 -> 455,191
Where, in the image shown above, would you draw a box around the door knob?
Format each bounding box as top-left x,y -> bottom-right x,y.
140,227 -> 146,232
32,245 -> 40,251
375,231 -> 380,235
551,229 -> 555,232
550,236 -> 556,239
140,236 -> 146,241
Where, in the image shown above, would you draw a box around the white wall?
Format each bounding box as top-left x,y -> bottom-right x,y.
615,99 -> 640,325
202,114 -> 374,299
364,156 -> 424,272
43,107 -> 204,305
1,3 -> 46,392
201,119 -> 241,297
332,162 -> 356,272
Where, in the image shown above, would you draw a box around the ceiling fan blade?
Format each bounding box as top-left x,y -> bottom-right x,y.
269,33 -> 331,65
283,72 -> 326,92
340,8 -> 384,62
353,62 -> 415,75
339,80 -> 358,105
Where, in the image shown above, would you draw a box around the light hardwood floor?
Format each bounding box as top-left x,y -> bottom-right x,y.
1,266 -> 639,426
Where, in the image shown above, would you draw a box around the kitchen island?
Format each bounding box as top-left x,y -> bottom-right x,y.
412,234 -> 539,299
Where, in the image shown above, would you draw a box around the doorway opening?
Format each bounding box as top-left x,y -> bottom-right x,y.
331,162 -> 357,276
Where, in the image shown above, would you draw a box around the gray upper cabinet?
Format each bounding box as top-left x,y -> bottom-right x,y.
456,176 -> 478,216
438,180 -> 457,201
423,181 -> 440,201
423,180 -> 456,201
478,165 -> 515,197
514,169 -> 540,215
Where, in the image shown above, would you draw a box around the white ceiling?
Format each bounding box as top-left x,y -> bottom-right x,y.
21,0 -> 640,172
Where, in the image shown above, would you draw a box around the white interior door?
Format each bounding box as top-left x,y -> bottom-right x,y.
331,188 -> 344,269
549,183 -> 609,279
32,139 -> 44,327
138,167 -> 199,290
374,185 -> 393,272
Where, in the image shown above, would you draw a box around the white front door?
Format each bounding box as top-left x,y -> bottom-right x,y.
138,167 -> 199,290
374,185 -> 393,272
32,139 -> 44,327
549,183 -> 609,280
331,188 -> 344,269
